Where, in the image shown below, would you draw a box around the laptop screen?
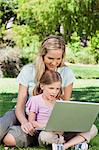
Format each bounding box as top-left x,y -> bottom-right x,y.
45,100 -> 99,132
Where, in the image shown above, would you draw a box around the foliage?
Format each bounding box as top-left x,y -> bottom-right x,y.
12,26 -> 40,62
90,31 -> 99,63
0,0 -> 17,26
15,0 -> 99,40
1,0 -> 98,43
0,0 -> 99,64
20,40 -> 39,63
0,47 -> 22,77
0,25 -> 5,46
13,0 -> 61,44
67,32 -> 99,64
75,49 -> 96,64
0,0 -> 18,47
12,25 -> 39,48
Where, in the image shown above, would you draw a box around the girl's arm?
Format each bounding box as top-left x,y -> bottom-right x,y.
62,83 -> 73,101
28,112 -> 46,129
28,112 -> 36,124
15,84 -> 35,135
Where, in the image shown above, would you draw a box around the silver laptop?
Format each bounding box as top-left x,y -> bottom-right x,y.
44,100 -> 99,132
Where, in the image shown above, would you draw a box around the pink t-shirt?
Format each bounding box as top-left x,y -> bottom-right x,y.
26,94 -> 53,125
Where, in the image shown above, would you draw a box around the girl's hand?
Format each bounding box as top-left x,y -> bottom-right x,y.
32,121 -> 46,129
21,122 -> 35,136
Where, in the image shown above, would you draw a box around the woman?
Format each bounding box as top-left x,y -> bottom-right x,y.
0,35 -> 97,148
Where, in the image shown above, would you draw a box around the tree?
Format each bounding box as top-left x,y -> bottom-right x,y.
0,0 -> 18,46
13,0 -> 99,43
0,0 -> 99,63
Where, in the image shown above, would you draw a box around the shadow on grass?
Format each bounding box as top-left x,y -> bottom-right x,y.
72,86 -> 99,103
0,93 -> 17,116
72,86 -> 99,129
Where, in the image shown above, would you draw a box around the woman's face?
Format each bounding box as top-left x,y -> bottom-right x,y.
43,49 -> 63,70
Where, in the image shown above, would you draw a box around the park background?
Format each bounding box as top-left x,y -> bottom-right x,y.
0,0 -> 99,150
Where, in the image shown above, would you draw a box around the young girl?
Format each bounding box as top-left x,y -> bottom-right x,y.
26,70 -> 64,144
25,70 -> 90,150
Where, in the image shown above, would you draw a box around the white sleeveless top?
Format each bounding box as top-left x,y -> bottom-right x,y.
17,64 -> 75,99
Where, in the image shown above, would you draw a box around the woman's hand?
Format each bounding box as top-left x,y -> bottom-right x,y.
21,122 -> 35,136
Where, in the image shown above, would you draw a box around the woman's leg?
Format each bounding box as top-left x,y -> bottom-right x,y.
0,109 -> 17,143
3,126 -> 37,148
3,133 -> 16,146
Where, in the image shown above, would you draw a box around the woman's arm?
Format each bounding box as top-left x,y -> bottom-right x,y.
15,84 -> 35,135
61,83 -> 73,101
16,84 -> 28,124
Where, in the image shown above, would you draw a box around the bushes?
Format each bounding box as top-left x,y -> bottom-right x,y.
67,47 -> 96,64
0,47 -> 23,77
0,40 -> 39,77
66,32 -> 99,64
75,48 -> 96,64
19,35 -> 39,63
12,25 -> 40,48
0,34 -> 40,78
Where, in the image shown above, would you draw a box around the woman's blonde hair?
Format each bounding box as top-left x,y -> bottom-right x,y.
35,35 -> 66,83
33,70 -> 62,99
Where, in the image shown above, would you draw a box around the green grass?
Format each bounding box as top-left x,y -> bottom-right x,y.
69,64 -> 99,79
0,78 -> 17,115
73,79 -> 99,102
0,78 -> 99,150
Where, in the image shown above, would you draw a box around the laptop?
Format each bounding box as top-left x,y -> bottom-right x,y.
44,100 -> 99,132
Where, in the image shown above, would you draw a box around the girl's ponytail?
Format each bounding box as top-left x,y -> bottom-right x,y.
33,83 -> 43,96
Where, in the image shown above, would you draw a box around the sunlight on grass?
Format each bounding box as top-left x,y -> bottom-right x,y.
69,64 -> 99,79
0,78 -> 99,93
0,78 -> 17,93
74,79 -> 99,88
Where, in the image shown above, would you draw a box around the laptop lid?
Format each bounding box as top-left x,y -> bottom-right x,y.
45,100 -> 99,132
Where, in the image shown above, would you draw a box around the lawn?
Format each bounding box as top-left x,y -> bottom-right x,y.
0,78 -> 99,150
69,64 -> 99,79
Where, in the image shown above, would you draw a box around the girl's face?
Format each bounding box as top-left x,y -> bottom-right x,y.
43,49 -> 63,70
41,81 -> 61,101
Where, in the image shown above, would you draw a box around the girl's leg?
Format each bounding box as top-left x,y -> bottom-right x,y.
0,109 -> 17,143
38,131 -> 65,146
64,124 -> 98,149
64,135 -> 85,149
79,124 -> 98,143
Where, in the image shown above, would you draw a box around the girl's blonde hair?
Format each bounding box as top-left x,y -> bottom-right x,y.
33,70 -> 62,99
35,35 -> 66,83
